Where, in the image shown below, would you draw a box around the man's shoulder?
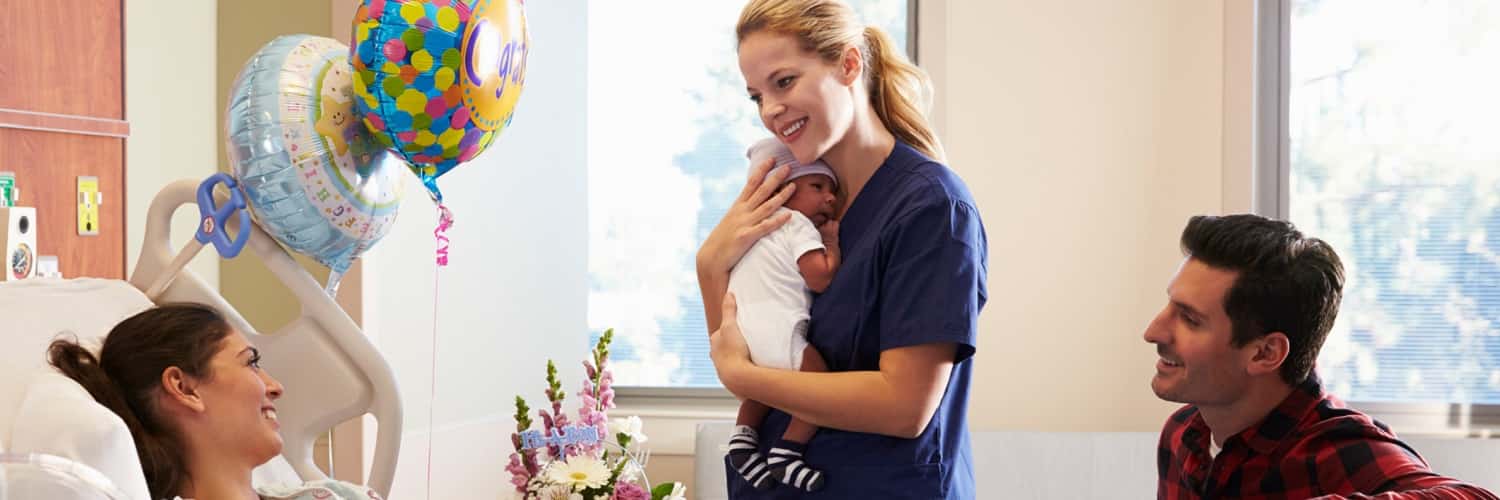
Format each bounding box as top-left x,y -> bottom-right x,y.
1285,399 -> 1410,458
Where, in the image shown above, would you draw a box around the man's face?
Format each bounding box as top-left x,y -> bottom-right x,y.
1143,258 -> 1255,406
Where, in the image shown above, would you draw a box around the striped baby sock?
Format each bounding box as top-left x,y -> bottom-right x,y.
767,439 -> 825,492
727,425 -> 775,490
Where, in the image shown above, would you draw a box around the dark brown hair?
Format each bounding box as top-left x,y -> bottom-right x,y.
48,302 -> 232,498
1181,214 -> 1345,385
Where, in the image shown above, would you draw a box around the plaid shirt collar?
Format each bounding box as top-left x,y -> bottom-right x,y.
1179,375 -> 1326,457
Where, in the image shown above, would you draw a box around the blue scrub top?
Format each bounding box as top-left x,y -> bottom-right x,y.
724,141 -> 988,499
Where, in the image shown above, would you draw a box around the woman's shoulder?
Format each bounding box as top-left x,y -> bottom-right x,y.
881,143 -> 980,223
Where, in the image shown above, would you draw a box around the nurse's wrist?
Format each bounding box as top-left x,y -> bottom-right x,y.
718,358 -> 755,395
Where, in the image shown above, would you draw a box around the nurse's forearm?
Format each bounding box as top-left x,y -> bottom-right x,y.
697,267 -> 729,332
722,343 -> 955,438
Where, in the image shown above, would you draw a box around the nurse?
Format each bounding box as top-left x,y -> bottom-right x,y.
696,0 -> 988,498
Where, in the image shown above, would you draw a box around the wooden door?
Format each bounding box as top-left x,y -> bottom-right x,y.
0,0 -> 127,279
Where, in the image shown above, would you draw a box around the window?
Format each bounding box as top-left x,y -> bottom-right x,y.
587,1 -> 913,387
1273,0 -> 1500,405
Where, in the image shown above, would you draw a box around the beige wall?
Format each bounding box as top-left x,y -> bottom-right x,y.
938,0 -> 1228,432
125,0 -> 219,287
216,0 -> 335,333
1221,0 -> 1256,214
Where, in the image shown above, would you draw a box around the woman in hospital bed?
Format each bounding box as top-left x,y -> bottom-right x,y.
47,303 -> 381,500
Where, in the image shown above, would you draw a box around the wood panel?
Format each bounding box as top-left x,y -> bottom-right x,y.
0,128 -> 125,279
0,0 -> 124,118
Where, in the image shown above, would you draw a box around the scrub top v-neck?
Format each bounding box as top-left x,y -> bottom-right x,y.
725,141 -> 988,499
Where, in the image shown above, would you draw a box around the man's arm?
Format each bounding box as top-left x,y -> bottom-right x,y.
1310,440 -> 1499,500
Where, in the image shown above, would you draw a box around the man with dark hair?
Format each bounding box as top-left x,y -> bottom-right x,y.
1145,214 -> 1497,499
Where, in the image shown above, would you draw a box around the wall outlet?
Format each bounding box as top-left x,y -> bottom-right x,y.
77,176 -> 100,236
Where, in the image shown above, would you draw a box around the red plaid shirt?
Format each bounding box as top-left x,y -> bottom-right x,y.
1157,377 -> 1498,499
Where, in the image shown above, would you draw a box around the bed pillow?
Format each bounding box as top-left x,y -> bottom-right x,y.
0,451 -> 133,500
8,370 -> 150,500
0,278 -> 154,446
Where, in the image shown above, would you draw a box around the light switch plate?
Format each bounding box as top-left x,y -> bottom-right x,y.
77,176 -> 99,236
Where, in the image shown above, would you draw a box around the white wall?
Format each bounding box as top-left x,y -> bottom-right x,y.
930,0 -> 1231,432
125,0 -> 219,288
356,1 -> 589,497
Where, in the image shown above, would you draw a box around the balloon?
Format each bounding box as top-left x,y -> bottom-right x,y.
351,0 -> 530,201
226,34 -> 405,292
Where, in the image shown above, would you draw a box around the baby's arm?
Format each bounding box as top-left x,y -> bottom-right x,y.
797,221 -> 841,293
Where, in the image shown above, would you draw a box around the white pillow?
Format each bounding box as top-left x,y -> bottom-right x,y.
0,278 -> 154,446
0,452 -> 132,500
8,370 -> 150,500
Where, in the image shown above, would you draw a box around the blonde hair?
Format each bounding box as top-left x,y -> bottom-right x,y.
737,0 -> 945,161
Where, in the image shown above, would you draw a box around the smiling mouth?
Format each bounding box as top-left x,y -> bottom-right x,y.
263,408 -> 278,422
781,118 -> 806,138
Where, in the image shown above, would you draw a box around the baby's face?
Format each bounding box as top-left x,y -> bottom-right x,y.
784,174 -> 837,227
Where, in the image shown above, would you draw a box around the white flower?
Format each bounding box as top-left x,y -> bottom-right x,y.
664,482 -> 687,500
546,456 -> 611,490
608,416 -> 647,446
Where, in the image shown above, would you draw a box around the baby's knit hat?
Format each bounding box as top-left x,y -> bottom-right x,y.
746,137 -> 837,187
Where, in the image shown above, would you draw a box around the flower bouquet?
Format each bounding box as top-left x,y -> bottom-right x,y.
505,329 -> 687,500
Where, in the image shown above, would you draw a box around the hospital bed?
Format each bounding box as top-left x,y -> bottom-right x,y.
0,179 -> 402,500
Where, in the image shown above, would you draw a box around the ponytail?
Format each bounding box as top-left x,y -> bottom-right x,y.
862,25 -> 945,162
48,303 -> 229,498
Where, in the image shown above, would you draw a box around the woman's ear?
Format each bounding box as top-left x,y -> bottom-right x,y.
839,45 -> 862,86
161,366 -> 206,413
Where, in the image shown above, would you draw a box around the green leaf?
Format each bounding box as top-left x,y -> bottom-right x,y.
545,360 -> 565,402
651,482 -> 676,500
513,396 -> 532,430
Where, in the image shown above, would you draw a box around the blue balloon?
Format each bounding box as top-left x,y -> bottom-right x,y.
226,34 -> 405,291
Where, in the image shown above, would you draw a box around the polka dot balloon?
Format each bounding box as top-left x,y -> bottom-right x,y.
351,0 -> 529,202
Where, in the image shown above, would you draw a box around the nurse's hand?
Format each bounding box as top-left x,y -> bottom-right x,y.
709,292 -> 754,391
697,158 -> 796,276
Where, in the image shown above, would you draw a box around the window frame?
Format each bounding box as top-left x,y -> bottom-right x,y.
1255,0 -> 1500,434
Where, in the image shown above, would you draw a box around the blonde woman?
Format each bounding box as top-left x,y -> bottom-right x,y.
698,1 -> 988,497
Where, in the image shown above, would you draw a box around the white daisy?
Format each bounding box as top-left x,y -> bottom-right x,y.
546,457 -> 611,490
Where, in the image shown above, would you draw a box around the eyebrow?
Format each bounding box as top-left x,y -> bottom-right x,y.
1171,300 -> 1205,320
746,68 -> 794,94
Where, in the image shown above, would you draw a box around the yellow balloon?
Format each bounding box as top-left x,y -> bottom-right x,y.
458,0 -> 529,133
